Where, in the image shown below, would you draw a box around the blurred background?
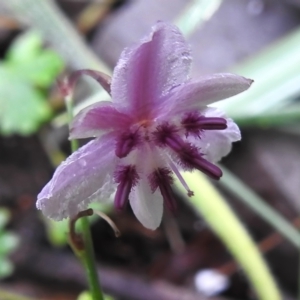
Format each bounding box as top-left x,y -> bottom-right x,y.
0,0 -> 300,299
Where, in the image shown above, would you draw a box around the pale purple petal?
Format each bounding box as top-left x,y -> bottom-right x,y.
111,22 -> 191,118
194,108 -> 241,163
70,101 -> 132,139
157,74 -> 253,117
129,177 -> 163,230
36,134 -> 118,220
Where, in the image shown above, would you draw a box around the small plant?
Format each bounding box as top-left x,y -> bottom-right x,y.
0,208 -> 19,279
0,30 -> 64,135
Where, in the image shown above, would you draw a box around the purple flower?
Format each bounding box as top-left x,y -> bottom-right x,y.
37,22 -> 252,229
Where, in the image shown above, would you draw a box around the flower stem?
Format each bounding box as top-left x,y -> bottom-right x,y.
65,95 -> 104,300
78,216 -> 104,300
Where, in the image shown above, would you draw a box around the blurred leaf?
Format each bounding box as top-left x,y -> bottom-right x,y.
77,291 -> 92,300
77,291 -> 114,300
175,0 -> 222,37
8,50 -> 64,88
215,27 -> 300,126
0,257 -> 14,279
0,30 -> 64,136
176,171 -> 281,300
218,166 -> 300,248
0,232 -> 19,255
0,208 -> 10,230
44,218 -> 68,247
6,30 -> 43,63
0,67 -> 52,135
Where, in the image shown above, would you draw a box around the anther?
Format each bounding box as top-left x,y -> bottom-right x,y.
114,165 -> 139,210
149,168 -> 177,211
115,131 -> 140,158
177,145 -> 222,180
181,112 -> 227,136
153,123 -> 184,151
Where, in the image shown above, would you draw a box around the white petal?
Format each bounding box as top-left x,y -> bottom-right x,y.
195,108 -> 241,163
129,178 -> 163,230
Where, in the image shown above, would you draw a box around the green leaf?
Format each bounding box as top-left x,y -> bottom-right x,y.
6,31 -> 43,63
0,232 -> 19,255
175,171 -> 281,300
77,291 -> 114,300
0,208 -> 10,230
0,257 -> 14,279
77,291 -> 92,300
0,66 -> 52,135
44,217 -> 69,247
0,30 -> 64,136
9,50 -> 64,88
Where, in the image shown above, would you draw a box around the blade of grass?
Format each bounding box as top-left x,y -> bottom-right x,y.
215,27 -> 300,121
176,171 -> 281,300
175,0 -> 222,37
218,166 -> 300,248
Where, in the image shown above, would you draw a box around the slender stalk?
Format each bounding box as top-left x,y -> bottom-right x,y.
65,94 -> 104,300
78,216 -> 104,300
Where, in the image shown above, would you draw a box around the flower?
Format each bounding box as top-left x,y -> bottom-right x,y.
37,22 -> 252,230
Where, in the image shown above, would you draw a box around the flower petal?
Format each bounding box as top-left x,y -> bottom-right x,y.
37,134 -> 117,220
194,108 -> 241,163
158,74 -> 253,117
111,22 -> 191,118
129,177 -> 163,230
70,101 -> 132,139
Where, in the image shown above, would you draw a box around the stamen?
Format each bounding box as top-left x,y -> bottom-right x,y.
114,165 -> 139,210
153,123 -> 184,151
154,123 -> 222,180
169,160 -> 194,197
115,131 -> 140,158
149,168 -> 177,211
177,144 -> 222,180
192,157 -> 223,180
181,112 -> 227,136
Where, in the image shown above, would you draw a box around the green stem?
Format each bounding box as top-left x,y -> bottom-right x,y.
79,217 -> 104,300
65,95 -> 104,300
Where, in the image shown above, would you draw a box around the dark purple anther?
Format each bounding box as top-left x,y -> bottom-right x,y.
149,168 -> 177,211
115,131 -> 139,158
192,157 -> 222,180
181,112 -> 227,136
177,144 -> 222,180
153,123 -> 185,151
114,165 -> 139,210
